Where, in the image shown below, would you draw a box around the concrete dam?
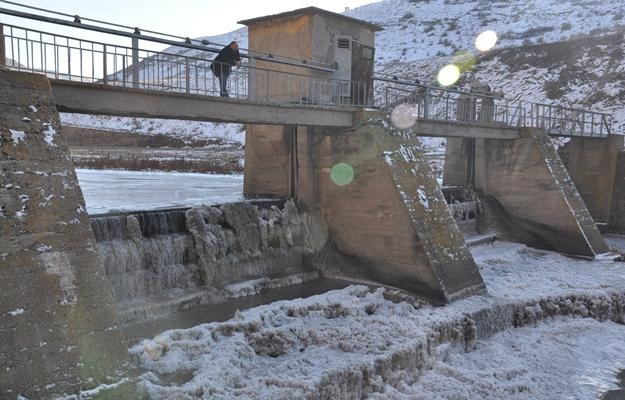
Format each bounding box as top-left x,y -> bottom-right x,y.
2,4 -> 625,399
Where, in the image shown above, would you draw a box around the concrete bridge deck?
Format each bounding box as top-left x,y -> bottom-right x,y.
49,79 -> 356,127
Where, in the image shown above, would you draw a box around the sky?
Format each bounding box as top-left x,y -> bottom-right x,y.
0,0 -> 379,39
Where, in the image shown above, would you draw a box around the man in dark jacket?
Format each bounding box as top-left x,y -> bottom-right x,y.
211,41 -> 241,97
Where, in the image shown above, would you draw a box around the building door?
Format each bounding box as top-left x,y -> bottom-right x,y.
351,41 -> 375,106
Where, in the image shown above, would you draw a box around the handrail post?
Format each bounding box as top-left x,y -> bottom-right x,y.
0,23 -> 5,67
600,116 -> 604,136
424,87 -> 431,119
385,86 -> 389,107
102,44 -> 107,84
131,35 -> 139,88
591,112 -> 595,137
580,112 -> 585,136
185,57 -> 190,94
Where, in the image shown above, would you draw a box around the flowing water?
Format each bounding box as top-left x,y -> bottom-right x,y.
601,370 -> 625,400
122,277 -> 351,344
91,209 -> 200,303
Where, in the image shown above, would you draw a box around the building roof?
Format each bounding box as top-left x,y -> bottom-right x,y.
238,6 -> 384,32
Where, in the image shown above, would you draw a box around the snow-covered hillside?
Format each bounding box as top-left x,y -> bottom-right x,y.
346,0 -> 625,65
347,0 -> 625,131
64,0 -> 625,142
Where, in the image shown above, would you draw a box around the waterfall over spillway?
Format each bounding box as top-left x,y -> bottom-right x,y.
89,201 -> 324,324
91,209 -> 200,305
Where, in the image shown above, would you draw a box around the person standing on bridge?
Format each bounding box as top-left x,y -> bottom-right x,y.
211,41 -> 241,97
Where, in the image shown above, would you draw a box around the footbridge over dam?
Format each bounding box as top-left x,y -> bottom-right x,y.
0,5 -> 623,398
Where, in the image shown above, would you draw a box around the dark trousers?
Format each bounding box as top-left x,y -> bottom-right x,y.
218,72 -> 230,97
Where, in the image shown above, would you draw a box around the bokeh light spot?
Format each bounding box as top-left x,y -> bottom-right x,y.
330,163 -> 354,186
475,30 -> 498,52
453,50 -> 477,73
437,64 -> 461,87
390,103 -> 418,129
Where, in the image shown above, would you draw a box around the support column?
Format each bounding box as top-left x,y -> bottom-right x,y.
131,35 -> 139,88
442,137 -> 476,186
243,124 -> 291,198
442,137 -> 468,186
295,126 -> 316,210
288,126 -> 298,198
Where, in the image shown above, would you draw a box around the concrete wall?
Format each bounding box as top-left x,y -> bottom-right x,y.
311,14 -> 375,64
243,124 -> 292,198
609,151 -> 625,233
247,14 -> 313,63
247,14 -> 316,104
0,70 -> 128,398
559,135 -> 623,223
474,129 -> 608,256
293,113 -> 486,302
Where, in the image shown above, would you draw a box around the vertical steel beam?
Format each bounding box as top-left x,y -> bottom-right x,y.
131,35 -> 139,88
0,23 -> 5,66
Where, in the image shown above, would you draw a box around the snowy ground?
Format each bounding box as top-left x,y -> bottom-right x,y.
76,169 -> 243,215
61,114 -> 245,145
124,239 -> 625,400
388,317 -> 625,399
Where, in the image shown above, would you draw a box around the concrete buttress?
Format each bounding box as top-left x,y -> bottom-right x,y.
293,112 -> 487,302
473,129 -> 609,257
0,69 -> 129,398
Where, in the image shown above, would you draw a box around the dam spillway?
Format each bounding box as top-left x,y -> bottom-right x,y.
88,201 -> 322,324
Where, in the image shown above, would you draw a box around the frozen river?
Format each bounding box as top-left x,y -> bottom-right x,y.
75,169 -> 243,215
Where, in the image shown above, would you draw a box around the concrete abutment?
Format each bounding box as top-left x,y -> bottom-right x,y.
0,69 -> 129,398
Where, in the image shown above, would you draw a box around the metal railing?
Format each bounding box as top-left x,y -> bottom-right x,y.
374,76 -> 612,137
0,20 -> 613,134
1,24 -> 369,108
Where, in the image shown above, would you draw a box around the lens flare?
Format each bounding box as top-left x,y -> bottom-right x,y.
475,30 -> 498,52
437,64 -> 461,87
453,50 -> 477,73
390,103 -> 418,129
330,163 -> 354,186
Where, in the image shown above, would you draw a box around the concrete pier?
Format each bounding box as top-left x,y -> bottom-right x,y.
0,69 -> 128,398
256,112 -> 488,302
244,124 -> 293,198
